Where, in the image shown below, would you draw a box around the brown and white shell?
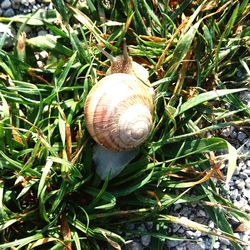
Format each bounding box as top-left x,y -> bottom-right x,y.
84,73 -> 154,151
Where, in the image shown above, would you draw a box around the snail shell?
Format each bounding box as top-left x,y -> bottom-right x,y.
84,73 -> 154,151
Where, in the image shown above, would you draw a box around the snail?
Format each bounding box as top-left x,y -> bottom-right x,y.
84,41 -> 154,179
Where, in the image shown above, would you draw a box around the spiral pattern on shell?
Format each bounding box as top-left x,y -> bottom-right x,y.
84,73 -> 154,151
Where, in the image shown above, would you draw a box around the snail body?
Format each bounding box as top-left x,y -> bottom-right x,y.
84,43 -> 154,179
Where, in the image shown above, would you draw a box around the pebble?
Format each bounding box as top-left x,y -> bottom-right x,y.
230,189 -> 239,200
165,240 -> 180,248
141,235 -> 151,246
126,241 -> 143,250
0,22 -> 16,47
244,169 -> 250,176
186,230 -> 201,238
221,126 -> 234,137
239,172 -> 248,180
145,222 -> 153,230
235,179 -> 245,190
245,178 -> 250,188
237,131 -> 247,142
3,8 -> 15,17
186,241 -> 206,250
12,1 -> 20,9
219,238 -> 230,245
37,30 -> 48,36
246,160 -> 250,168
197,209 -> 206,217
1,0 -> 11,9
213,241 -> 220,249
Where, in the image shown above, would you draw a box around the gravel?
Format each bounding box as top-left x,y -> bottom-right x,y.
123,121 -> 250,249
0,0 -> 52,17
0,0 -> 53,48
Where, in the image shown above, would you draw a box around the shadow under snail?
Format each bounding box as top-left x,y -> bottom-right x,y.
84,41 -> 155,179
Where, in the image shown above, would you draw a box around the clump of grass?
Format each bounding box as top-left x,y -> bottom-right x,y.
0,0 -> 249,249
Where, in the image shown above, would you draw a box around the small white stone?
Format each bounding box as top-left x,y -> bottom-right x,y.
29,0 -> 36,5
197,210 -> 206,217
221,126 -> 234,137
213,241 -> 220,249
246,160 -> 250,168
208,220 -> 215,228
37,61 -> 44,68
235,180 -> 245,190
186,230 -> 201,238
220,238 -> 230,245
21,0 -> 29,6
245,179 -> 250,189
37,30 -> 48,36
40,50 -> 48,59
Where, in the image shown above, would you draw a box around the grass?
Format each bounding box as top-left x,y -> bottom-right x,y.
0,0 -> 249,249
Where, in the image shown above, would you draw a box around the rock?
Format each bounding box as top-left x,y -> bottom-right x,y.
174,203 -> 182,211
234,198 -> 248,209
145,222 -> 153,230
213,241 -> 220,249
186,241 -> 206,250
37,30 -> 48,36
21,0 -> 30,6
126,224 -> 135,230
125,241 -> 143,250
165,240 -> 180,248
12,1 -> 20,9
3,8 -> 15,17
244,204 -> 250,213
37,61 -> 44,68
197,210 -> 206,217
137,224 -> 145,232
29,0 -> 36,5
244,169 -> 250,176
221,126 -> 234,137
230,189 -> 239,200
237,131 -> 247,142
219,238 -> 230,245
39,50 -> 48,59
186,230 -> 201,238
234,166 -> 240,175
208,220 -> 215,228
172,224 -> 181,233
1,0 -> 11,9
244,187 -> 250,197
239,172 -> 248,180
141,235 -> 151,246
231,130 -> 238,139
178,227 -> 185,234
176,244 -> 186,250
235,179 -> 245,190
0,23 -> 16,48
246,160 -> 250,168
